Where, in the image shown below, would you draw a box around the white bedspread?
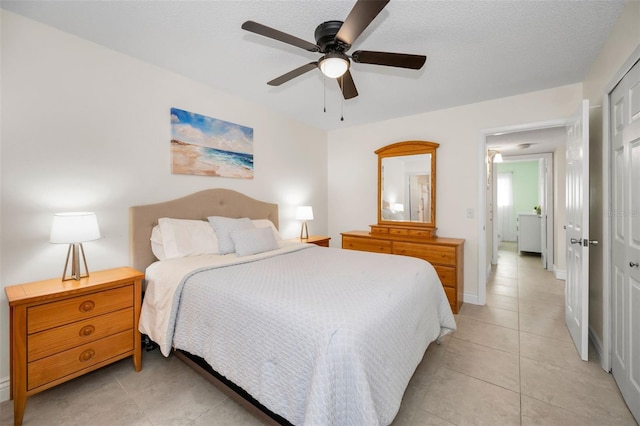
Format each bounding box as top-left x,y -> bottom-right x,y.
139,244 -> 455,425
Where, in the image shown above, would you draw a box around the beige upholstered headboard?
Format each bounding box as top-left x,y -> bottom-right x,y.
129,189 -> 279,273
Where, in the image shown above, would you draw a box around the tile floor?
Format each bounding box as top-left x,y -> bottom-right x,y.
1,242 -> 637,425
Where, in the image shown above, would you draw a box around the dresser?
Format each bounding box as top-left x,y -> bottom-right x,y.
5,267 -> 144,426
342,230 -> 464,313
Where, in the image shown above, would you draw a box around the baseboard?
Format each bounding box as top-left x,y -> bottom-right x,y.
463,292 -> 479,305
0,376 -> 9,402
553,265 -> 566,280
589,326 -> 609,372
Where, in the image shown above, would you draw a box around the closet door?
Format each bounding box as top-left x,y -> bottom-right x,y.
610,58 -> 640,422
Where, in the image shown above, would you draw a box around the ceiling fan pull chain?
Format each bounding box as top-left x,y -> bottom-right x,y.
323,76 -> 326,113
340,76 -> 344,121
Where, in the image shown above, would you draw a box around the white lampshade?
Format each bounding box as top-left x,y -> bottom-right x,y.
50,212 -> 101,244
296,206 -> 314,221
319,55 -> 349,79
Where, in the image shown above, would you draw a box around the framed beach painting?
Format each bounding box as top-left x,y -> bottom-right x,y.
170,107 -> 254,179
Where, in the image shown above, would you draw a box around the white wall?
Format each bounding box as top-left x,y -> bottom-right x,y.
327,84 -> 583,304
0,10 -> 327,400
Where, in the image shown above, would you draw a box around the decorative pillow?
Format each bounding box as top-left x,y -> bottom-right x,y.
231,226 -> 279,257
150,225 -> 167,261
252,219 -> 282,241
157,218 -> 219,259
207,216 -> 254,254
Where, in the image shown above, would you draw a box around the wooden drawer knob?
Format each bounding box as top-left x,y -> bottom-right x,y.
78,300 -> 95,313
79,325 -> 95,337
79,349 -> 95,363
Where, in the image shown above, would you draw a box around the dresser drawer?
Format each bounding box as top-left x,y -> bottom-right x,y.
28,308 -> 134,361
443,286 -> 457,305
393,242 -> 456,266
342,236 -> 392,253
27,285 -> 133,334
433,265 -> 456,288
28,330 -> 133,390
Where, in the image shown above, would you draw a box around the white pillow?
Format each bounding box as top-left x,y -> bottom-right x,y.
231,227 -> 278,257
207,216 -> 254,254
157,218 -> 219,259
150,225 -> 167,261
252,219 -> 282,241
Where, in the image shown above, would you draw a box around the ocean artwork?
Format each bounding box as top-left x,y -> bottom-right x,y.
170,107 -> 254,179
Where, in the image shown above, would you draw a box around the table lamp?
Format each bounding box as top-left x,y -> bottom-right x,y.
296,206 -> 314,240
50,212 -> 101,281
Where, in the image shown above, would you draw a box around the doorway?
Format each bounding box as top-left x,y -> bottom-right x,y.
478,121 -> 566,306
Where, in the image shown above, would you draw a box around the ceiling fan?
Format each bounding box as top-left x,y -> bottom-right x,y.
241,0 -> 426,100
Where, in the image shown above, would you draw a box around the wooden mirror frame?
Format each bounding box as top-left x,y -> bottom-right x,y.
376,140 -> 439,237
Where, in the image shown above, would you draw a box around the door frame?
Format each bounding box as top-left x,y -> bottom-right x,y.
601,45 -> 640,372
478,119 -> 566,306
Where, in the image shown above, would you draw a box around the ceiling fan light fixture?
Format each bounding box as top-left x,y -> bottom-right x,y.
319,54 -> 349,78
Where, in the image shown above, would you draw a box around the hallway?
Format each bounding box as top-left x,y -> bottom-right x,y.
392,241 -> 636,424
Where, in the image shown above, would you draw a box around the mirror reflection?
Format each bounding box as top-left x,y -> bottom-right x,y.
381,154 -> 431,222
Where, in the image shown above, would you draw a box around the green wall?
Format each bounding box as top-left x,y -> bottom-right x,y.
497,160 -> 539,226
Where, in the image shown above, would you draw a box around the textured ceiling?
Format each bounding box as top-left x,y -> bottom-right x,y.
1,0 -> 627,131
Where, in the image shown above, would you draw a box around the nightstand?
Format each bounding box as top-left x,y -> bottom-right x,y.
5,267 -> 144,426
289,235 -> 331,247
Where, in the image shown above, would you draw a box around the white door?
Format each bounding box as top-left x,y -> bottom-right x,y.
610,59 -> 640,422
565,99 -> 590,361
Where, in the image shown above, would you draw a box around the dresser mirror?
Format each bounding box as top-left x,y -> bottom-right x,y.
376,141 -> 439,231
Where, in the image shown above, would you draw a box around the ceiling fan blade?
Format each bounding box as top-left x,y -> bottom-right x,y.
267,62 -> 318,86
242,21 -> 319,52
352,50 -> 426,69
337,70 -> 358,99
336,0 -> 390,46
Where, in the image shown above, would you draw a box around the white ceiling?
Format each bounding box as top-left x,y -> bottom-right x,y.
487,126 -> 567,157
1,0 -> 627,131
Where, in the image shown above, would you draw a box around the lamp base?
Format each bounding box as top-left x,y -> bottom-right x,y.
300,221 -> 309,240
62,243 -> 90,281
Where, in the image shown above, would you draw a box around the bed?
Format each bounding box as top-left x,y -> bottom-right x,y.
130,188 -> 456,425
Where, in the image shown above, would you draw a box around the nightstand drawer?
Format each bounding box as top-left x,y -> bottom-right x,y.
27,285 -> 133,334
28,308 -> 134,361
28,329 -> 133,390
342,236 -> 392,253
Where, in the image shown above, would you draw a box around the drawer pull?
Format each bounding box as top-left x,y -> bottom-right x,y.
79,325 -> 95,337
79,349 -> 95,363
78,300 -> 95,313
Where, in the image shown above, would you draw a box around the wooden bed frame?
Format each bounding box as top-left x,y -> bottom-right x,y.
129,188 -> 287,425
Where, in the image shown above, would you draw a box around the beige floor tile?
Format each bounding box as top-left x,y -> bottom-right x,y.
192,398 -> 265,425
519,298 -> 565,321
487,283 -> 519,297
519,312 -> 571,342
452,316 -> 519,354
410,409 -> 455,425
521,395 -> 637,426
489,275 -> 519,287
520,357 -> 636,424
520,332 -> 608,379
419,368 -> 520,425
458,303 -> 519,329
445,337 -> 520,392
486,292 -> 519,311
391,383 -> 429,425
519,287 -> 565,306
